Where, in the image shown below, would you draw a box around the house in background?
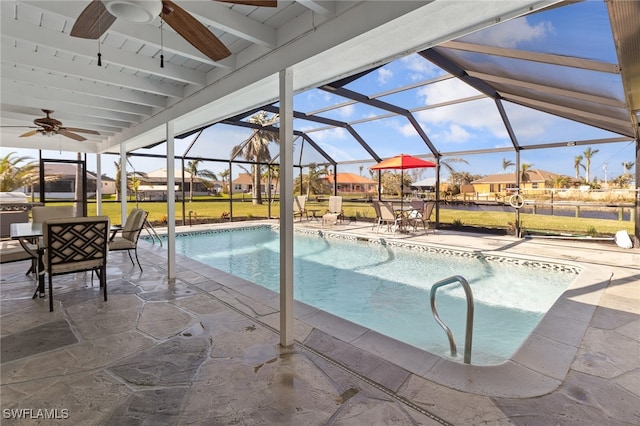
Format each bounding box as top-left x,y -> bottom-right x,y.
100,174 -> 116,196
28,163 -> 101,199
471,169 -> 568,194
137,169 -> 220,201
231,173 -> 279,195
324,173 -> 376,193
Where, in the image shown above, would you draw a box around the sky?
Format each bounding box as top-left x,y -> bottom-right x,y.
1,0 -> 635,185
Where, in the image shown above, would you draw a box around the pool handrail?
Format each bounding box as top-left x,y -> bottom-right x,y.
430,275 -> 474,364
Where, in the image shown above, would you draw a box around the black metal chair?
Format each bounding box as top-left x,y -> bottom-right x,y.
42,216 -> 110,312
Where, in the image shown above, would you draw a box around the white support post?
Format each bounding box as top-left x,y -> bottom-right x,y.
166,121 -> 176,279
279,68 -> 294,348
120,143 -> 127,223
96,154 -> 102,215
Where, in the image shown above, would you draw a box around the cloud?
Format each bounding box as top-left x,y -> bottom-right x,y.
334,104 -> 355,119
378,68 -> 393,85
308,127 -> 348,142
400,55 -> 440,78
462,17 -> 553,48
438,124 -> 471,143
417,78 -> 480,105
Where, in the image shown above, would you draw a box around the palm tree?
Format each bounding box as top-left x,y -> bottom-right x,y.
583,147 -> 599,182
622,161 -> 635,176
520,163 -> 533,186
295,163 -> 329,198
230,111 -> 280,205
262,164 -> 280,200
502,158 -> 515,172
113,159 -> 147,201
547,175 -> 569,189
440,157 -> 469,189
186,159 -> 217,201
0,152 -> 38,192
219,169 -> 230,194
574,155 -> 585,179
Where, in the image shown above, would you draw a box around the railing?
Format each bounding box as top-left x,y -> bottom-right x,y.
430,275 -> 474,364
143,219 -> 162,246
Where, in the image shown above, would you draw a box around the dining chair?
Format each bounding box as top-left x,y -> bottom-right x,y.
0,239 -> 37,265
31,205 -> 75,223
42,216 -> 110,312
371,200 -> 382,230
108,209 -> 149,271
377,201 -> 401,234
408,202 -> 436,233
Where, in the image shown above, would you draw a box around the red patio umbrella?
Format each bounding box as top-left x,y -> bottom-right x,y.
370,154 -> 437,209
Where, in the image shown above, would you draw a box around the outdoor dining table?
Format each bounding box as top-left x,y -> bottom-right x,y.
10,222 -> 121,299
393,205 -> 414,233
10,222 -> 45,298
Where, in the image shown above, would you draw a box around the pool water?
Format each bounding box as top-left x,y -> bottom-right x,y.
170,227 -> 578,365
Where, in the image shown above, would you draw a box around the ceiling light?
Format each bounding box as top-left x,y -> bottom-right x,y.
104,0 -> 161,24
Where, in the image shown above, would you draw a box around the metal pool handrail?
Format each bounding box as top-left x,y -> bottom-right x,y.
430,275 -> 474,364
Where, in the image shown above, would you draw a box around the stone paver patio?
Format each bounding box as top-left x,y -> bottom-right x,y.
1,220 -> 638,424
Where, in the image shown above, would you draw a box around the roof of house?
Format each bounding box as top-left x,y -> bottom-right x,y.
325,173 -> 376,185
232,173 -> 278,185
42,163 -> 98,180
471,169 -> 562,184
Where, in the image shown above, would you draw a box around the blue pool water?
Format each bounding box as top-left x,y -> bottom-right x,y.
167,226 -> 578,365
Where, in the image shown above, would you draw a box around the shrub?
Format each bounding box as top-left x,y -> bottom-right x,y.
586,226 -> 598,237
452,218 -> 464,228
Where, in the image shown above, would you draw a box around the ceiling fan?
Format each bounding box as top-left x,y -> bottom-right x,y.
17,110 -> 100,141
70,0 -> 278,62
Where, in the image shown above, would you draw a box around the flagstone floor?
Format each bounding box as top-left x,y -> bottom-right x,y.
1,219 -> 638,425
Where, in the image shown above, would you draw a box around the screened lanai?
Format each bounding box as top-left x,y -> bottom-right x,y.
116,0 -> 638,242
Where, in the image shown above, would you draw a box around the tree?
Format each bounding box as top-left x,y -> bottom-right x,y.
502,158 -> 515,172
219,169 -> 230,194
622,161 -> 635,176
546,175 -> 570,189
520,163 -> 533,185
583,147 -> 599,182
262,164 -> 280,200
0,152 -> 38,192
113,159 -> 147,201
295,163 -> 329,197
440,157 -> 469,188
186,159 -> 217,201
230,111 -> 280,205
574,155 -> 585,179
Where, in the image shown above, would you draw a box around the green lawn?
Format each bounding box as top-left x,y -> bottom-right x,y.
85,197 -> 635,238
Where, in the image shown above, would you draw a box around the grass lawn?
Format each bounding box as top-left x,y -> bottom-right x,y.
85,197 -> 635,238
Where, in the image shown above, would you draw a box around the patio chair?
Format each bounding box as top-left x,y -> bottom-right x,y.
371,200 -> 382,230
109,209 -> 148,271
322,196 -> 343,225
31,205 -> 75,223
42,216 -> 110,312
408,202 -> 435,233
293,196 -> 308,221
377,201 -> 401,234
0,239 -> 37,265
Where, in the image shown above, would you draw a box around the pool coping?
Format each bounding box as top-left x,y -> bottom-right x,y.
144,222 -> 610,398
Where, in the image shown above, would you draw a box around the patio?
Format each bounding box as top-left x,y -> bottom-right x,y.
1,220 -> 638,424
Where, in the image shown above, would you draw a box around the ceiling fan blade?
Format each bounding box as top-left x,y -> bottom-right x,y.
64,127 -> 100,135
70,0 -> 116,39
161,0 -> 232,61
58,129 -> 87,141
19,130 -> 39,138
216,0 -> 277,6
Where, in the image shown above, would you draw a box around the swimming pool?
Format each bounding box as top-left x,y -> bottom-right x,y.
167,226 -> 579,365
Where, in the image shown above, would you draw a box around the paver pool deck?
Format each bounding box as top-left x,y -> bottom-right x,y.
1,220 -> 638,425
